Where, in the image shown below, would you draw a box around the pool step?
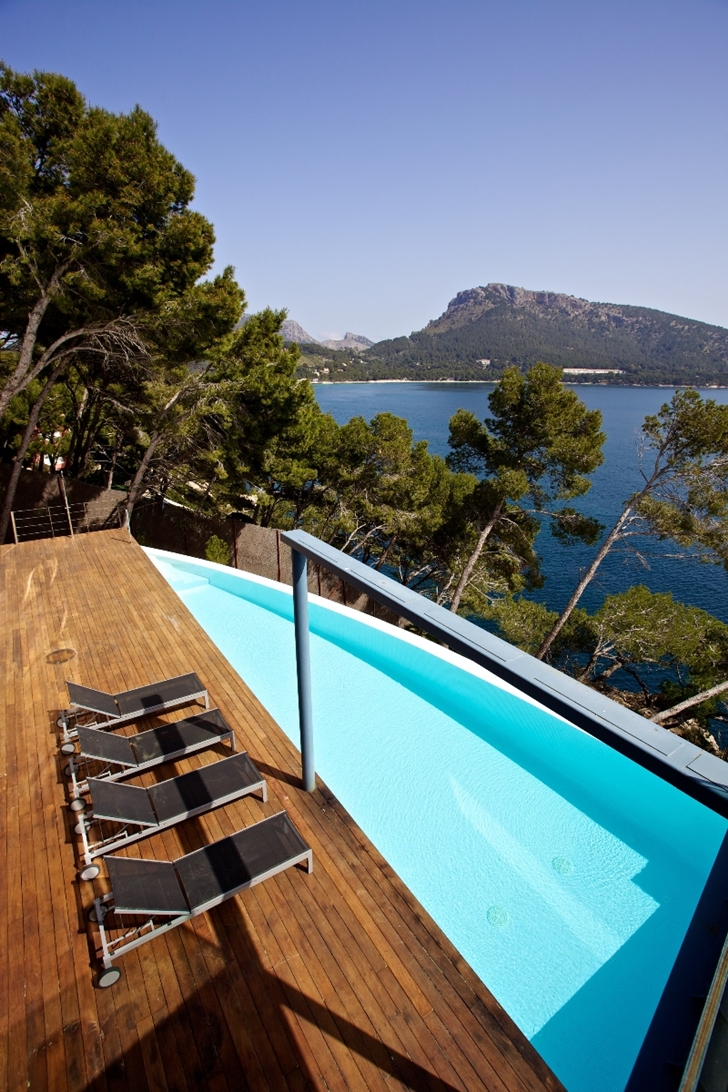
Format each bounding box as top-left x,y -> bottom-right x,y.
158,563 -> 210,593
173,574 -> 210,592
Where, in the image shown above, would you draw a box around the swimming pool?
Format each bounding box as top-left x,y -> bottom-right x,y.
148,548 -> 728,1092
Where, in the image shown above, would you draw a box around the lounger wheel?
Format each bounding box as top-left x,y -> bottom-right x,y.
57,715 -> 69,729
64,764 -> 74,777
97,967 -> 121,988
69,798 -> 86,813
79,864 -> 101,882
88,904 -> 108,924
60,742 -> 76,756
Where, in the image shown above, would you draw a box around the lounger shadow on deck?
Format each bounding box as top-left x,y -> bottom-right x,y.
63,708 -> 235,804
75,751 -> 267,879
91,811 -> 313,987
59,672 -> 209,742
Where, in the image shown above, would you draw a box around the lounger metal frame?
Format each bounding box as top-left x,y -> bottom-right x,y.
59,673 -> 209,743
92,813 -> 313,972
64,709 -> 235,802
76,754 -> 267,868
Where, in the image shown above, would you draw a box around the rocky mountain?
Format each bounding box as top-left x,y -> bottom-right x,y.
282,321 -> 373,354
281,319 -> 319,344
320,332 -> 374,353
359,284 -> 728,385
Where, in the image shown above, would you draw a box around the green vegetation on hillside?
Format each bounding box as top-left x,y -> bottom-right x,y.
323,285 -> 728,386
295,340 -> 496,382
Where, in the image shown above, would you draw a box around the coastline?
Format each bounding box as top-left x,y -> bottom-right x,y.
313,380 -> 728,389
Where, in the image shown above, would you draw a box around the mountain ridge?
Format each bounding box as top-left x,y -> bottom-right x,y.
321,332 -> 374,352
347,284 -> 728,385
281,319 -> 319,344
282,321 -> 373,354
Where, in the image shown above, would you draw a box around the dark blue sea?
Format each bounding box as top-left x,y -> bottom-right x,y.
314,382 -> 728,624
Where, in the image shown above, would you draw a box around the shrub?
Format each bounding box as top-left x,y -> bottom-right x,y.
205,534 -> 230,565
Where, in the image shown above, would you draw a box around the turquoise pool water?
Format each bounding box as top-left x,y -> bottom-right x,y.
149,549 -> 728,1092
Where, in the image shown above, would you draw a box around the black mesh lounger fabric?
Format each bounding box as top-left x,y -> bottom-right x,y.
87,779 -> 159,825
107,857 -> 189,915
114,673 -> 205,716
66,682 -> 119,718
77,727 -> 137,766
129,709 -> 230,765
148,752 -> 261,824
175,812 -> 310,912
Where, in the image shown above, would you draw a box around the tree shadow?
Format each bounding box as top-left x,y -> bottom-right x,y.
77,945 -> 464,1092
69,795 -> 467,1091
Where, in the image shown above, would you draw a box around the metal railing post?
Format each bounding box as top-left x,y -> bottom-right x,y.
291,548 -> 315,792
10,511 -> 18,544
58,473 -> 74,536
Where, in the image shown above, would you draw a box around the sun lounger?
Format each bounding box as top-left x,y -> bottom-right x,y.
75,751 -> 267,880
91,811 -> 313,986
58,672 -> 209,742
63,708 -> 235,806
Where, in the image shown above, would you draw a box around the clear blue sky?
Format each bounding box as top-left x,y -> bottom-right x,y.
1,0 -> 726,341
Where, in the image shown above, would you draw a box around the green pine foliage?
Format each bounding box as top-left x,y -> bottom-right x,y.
204,535 -> 230,565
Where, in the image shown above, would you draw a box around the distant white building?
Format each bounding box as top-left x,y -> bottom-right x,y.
562,368 -> 624,375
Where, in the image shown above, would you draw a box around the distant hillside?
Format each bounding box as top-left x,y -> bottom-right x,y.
282,321 -> 373,361
321,332 -> 373,353
351,285 -> 728,385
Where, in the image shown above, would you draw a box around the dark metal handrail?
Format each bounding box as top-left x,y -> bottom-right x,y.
281,528 -> 728,817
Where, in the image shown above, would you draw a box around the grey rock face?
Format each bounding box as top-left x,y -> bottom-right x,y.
320,332 -> 374,353
282,320 -> 319,344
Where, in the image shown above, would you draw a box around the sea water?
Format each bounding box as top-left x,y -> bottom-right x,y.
150,550 -> 728,1092
314,382 -> 728,623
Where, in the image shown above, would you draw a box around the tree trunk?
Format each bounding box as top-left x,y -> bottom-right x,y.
68,386 -> 90,477
0,294 -> 52,420
123,431 -> 162,521
651,679 -> 728,724
0,260 -> 75,419
76,397 -> 105,478
106,430 -> 122,491
448,500 -> 504,614
593,659 -> 623,683
576,644 -> 607,682
374,533 -> 397,572
0,364 -> 64,543
0,311 -> 131,421
535,505 -> 634,661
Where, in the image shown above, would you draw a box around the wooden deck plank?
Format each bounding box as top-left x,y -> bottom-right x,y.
0,530 -> 564,1092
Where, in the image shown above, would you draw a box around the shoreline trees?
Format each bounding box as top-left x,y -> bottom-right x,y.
445,363 -> 605,614
535,389 -> 728,660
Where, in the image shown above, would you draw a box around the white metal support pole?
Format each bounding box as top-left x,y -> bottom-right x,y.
291,548 -> 315,791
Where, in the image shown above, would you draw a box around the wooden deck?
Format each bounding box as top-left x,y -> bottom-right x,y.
0,529 -> 564,1092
